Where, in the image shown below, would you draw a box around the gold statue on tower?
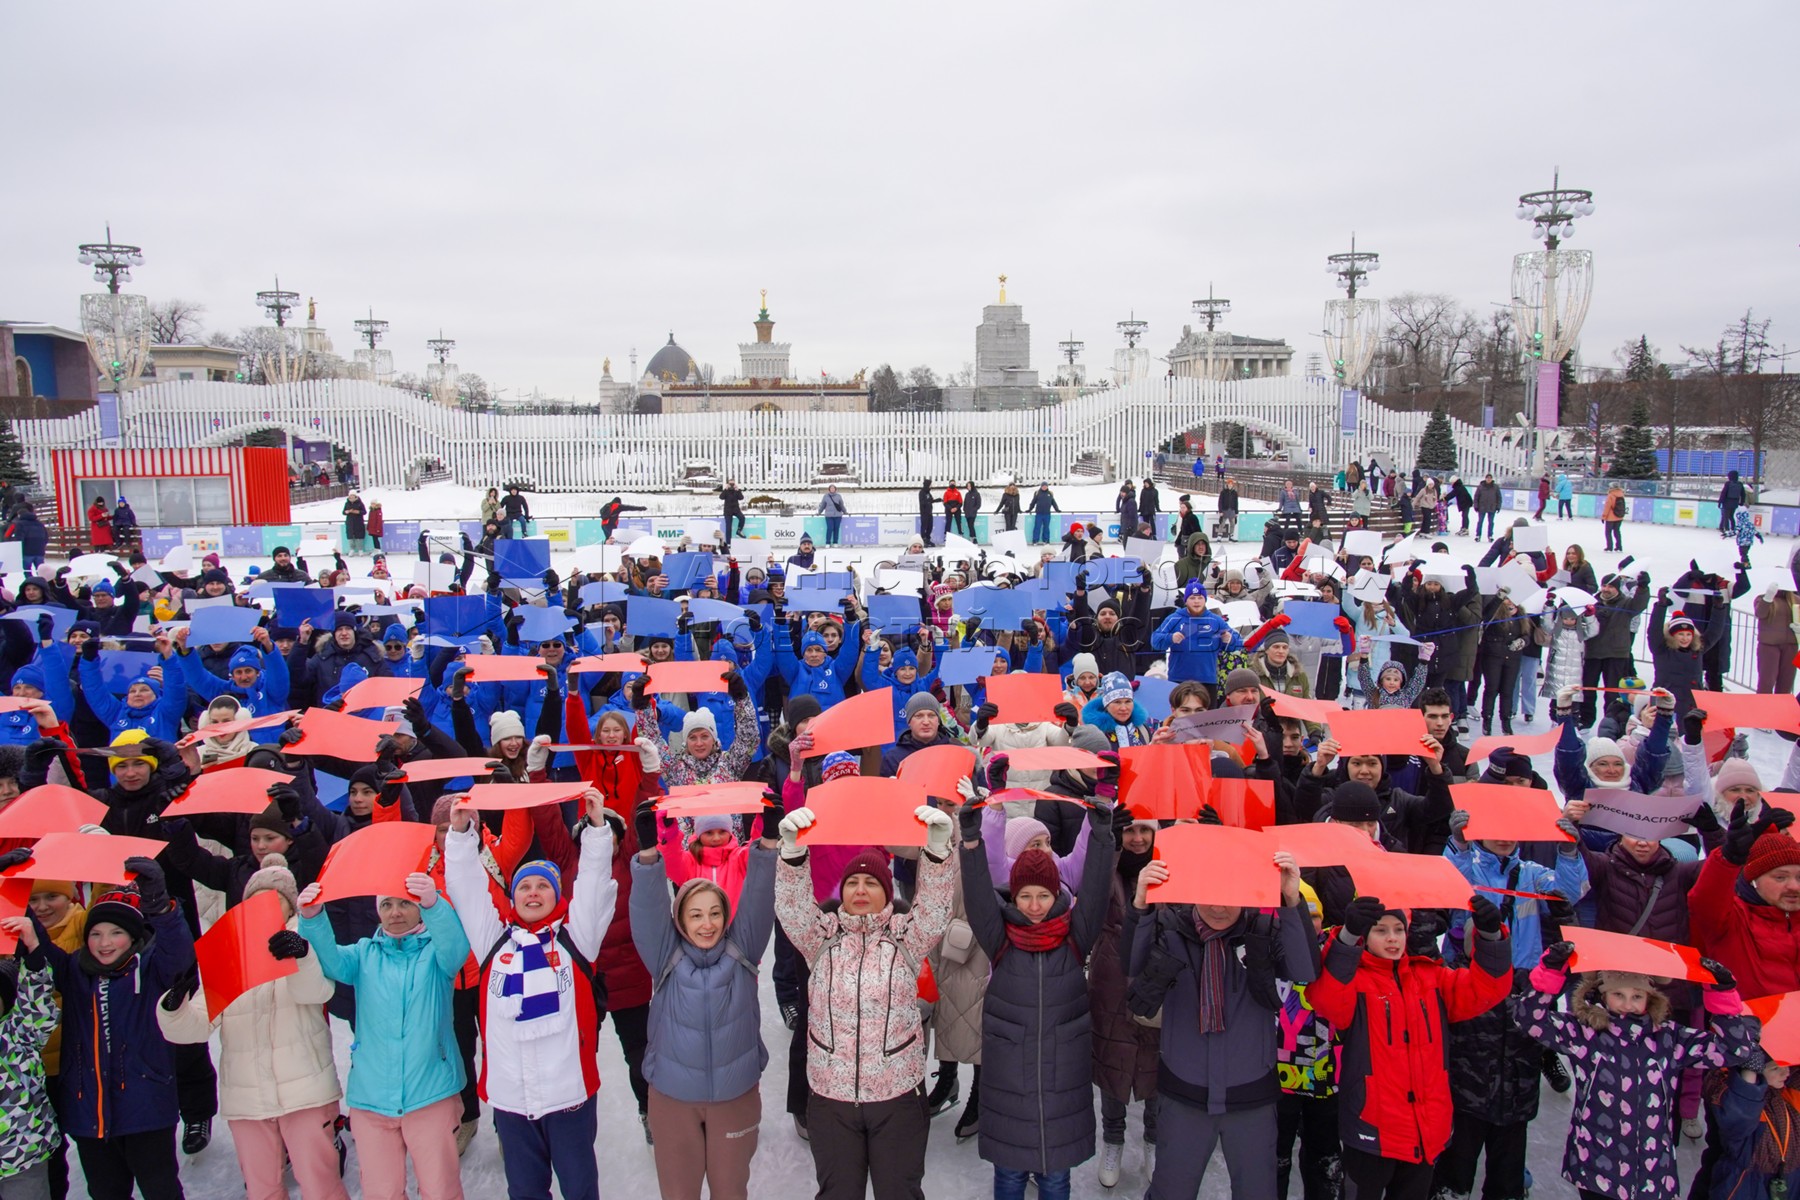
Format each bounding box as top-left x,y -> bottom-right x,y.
998,275 -> 1008,304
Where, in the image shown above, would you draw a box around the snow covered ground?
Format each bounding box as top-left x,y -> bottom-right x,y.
74,494 -> 1794,1199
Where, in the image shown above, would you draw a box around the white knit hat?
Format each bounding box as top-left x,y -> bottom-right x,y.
1068,653 -> 1099,680
679,708 -> 717,740
489,710 -> 526,743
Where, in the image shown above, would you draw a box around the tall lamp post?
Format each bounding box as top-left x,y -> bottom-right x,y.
353,309 -> 391,384
256,278 -> 303,383
1191,286 -> 1231,382
77,226 -> 150,401
1323,237 -> 1382,470
1057,331 -> 1084,386
426,331 -> 459,405
1511,171 -> 1595,472
1114,312 -> 1148,388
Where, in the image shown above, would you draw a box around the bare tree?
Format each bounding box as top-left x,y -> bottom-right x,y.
147,299 -> 208,345
907,365 -> 940,390
1381,292 -> 1480,389
1683,312 -> 1793,489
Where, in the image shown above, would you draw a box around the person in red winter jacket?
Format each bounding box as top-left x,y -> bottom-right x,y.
1690,802 -> 1800,1000
1306,894 -> 1513,1200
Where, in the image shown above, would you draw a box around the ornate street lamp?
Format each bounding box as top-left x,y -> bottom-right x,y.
1323,236 -> 1382,389
255,277 -> 304,383
426,331 -> 459,405
76,226 -> 150,396
1510,171 -> 1595,454
353,308 -> 392,383
1191,285 -> 1231,381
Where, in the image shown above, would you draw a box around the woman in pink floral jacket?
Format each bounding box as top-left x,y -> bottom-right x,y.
774,800 -> 956,1200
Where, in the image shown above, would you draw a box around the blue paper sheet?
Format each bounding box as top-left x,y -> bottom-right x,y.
1087,557 -> 1143,587
97,650 -> 162,695
662,553 -> 714,594
628,596 -> 682,638
494,538 -> 551,585
935,646 -> 995,687
243,579 -> 313,600
273,588 -> 336,630
314,769 -> 350,812
1280,600 -> 1345,641
1133,676 -> 1176,721
424,595 -> 492,643
869,594 -> 923,634
5,607 -> 78,644
795,570 -> 854,592
515,605 -> 578,644
579,581 -> 630,607
189,604 -> 264,646
684,598 -> 744,626
785,591 -> 848,615
951,587 -> 1036,631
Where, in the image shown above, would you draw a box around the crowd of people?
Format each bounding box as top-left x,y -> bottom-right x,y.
0,469 -> 1795,1200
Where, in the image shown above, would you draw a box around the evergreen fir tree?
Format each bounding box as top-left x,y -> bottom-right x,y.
0,417 -> 37,489
1416,403 -> 1459,473
1624,335 -> 1657,382
1607,400 -> 1660,480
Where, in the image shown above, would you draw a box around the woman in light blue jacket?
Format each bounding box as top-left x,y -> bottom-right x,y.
630,802 -> 781,1200
297,871 -> 469,1200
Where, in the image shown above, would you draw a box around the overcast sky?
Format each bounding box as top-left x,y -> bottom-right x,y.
7,2 -> 1796,399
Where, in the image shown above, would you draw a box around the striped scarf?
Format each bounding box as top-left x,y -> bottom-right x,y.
1191,914 -> 1233,1034
497,924 -> 566,1034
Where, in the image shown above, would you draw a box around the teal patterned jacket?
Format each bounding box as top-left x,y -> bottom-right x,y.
0,963 -> 60,1179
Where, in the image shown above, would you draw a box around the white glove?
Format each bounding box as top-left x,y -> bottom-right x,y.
919,805 -> 954,858
409,639 -> 426,661
634,735 -> 662,773
955,775 -> 985,803
778,806 -> 815,857
526,734 -> 553,774
1767,582 -> 1783,601
1555,685 -> 1578,710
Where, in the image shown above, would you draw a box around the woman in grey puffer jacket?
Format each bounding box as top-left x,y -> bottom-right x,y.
630,804 -> 782,1200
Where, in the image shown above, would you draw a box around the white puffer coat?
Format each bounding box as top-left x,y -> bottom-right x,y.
156,917 -> 341,1121
977,719 -> 1070,800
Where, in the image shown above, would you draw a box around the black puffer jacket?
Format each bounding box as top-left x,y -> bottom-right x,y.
1446,969 -> 1543,1124
962,814 -> 1113,1175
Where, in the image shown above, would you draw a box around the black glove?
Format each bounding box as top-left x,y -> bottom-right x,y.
677,614 -> 692,634
958,801 -> 983,843
1772,807 -> 1797,833
403,695 -> 429,736
745,609 -> 762,632
759,798 -> 782,843
1683,709 -> 1707,745
80,637 -> 101,662
160,965 -> 200,1012
1197,804 -> 1222,826
633,800 -> 659,855
277,726 -> 306,748
1542,941 -> 1575,972
23,738 -> 62,774
35,615 -> 52,642
1343,896 -> 1385,939
726,670 -> 749,702
267,930 -> 310,961
267,783 -> 302,823
1687,802 -> 1722,834
1109,800 -> 1135,842
1699,957 -> 1737,991
125,856 -> 169,913
963,616 -> 981,636
0,848 -> 31,873
628,676 -> 650,711
1053,701 -> 1080,728
1469,894 -> 1504,935
985,754 -> 1010,793
973,702 -> 999,732
1723,801 -> 1766,865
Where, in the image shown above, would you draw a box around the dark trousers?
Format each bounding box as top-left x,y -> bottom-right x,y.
1479,655 -> 1522,724
1558,499 -> 1573,519
943,502 -> 963,536
967,506 -> 982,537
73,1128 -> 183,1200
493,1095 -> 599,1200
727,512 -> 746,536
46,1074 -> 68,1200
1582,657 -> 1633,727
1720,504 -> 1739,533
1276,1093 -> 1340,1200
174,1040 -> 216,1122
609,1002 -> 650,1113
823,516 -> 842,545
1340,1145 -> 1432,1200
806,1090 -> 928,1200
1431,1112 -> 1529,1199
1604,520 -> 1624,551
773,924 -> 800,1007
453,984 -> 481,1123
1475,511 -> 1497,540
787,952 -> 813,1118
1031,513 -> 1052,544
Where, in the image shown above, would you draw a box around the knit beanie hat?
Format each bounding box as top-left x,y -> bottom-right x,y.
1261,628 -> 1290,648
241,852 -> 299,914
1182,578 -> 1206,602
28,880 -> 75,900
86,886 -> 148,945
510,859 -> 563,902
904,692 -> 941,719
1099,672 -> 1134,708
680,708 -> 718,739
248,804 -> 292,839
1009,848 -> 1061,898
1068,653 -> 1099,681
783,694 -> 823,731
1004,816 -> 1051,860
1585,737 -> 1626,769
1499,753 -> 1535,782
1069,724 -> 1112,754
1744,830 -> 1800,882
1330,781 -> 1381,824
1666,612 -> 1697,635
1221,668 -> 1262,698
489,710 -> 526,744
1714,758 -> 1763,794
693,813 -> 733,835
821,751 -> 860,783
838,851 -> 893,905
106,729 -> 157,772
430,794 -> 458,828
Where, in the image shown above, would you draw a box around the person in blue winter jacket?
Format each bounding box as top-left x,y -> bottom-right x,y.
1,658 -> 76,748
861,639 -> 940,739
1442,805 -> 1588,968
380,622 -> 427,679
775,621 -> 861,708
1080,672 -> 1153,748
1150,580 -> 1243,686
173,626 -> 291,740
76,637 -> 187,741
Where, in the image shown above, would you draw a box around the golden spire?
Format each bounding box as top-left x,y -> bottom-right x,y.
998,274 -> 1008,304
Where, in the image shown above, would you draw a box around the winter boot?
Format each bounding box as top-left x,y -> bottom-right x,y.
1543,1049 -> 1572,1093
455,1119 -> 479,1156
1098,1143 -> 1123,1188
1482,718 -> 1493,736
955,1067 -> 981,1142
925,1064 -> 960,1117
1502,718 -> 1514,735
182,1118 -> 211,1155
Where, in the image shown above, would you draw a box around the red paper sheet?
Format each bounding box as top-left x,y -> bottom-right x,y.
1564,926 -> 1715,983
658,790 -> 772,818
341,676 -> 424,712
176,709 -> 300,748
4,832 -> 168,885
0,878 -> 33,954
1118,744 -> 1213,821
161,768 -> 297,819
645,660 -> 729,694
464,782 -> 591,811
1261,689 -> 1343,724
1465,725 -> 1563,764
1743,991 -> 1800,1066
668,781 -> 767,799
1002,746 -> 1108,772
314,822 -> 436,903
1692,691 -> 1800,736
1450,783 -> 1573,843
1329,708 -> 1434,758
390,757 -> 501,784
195,888 -> 298,1021
0,697 -> 42,713
1344,852 -> 1474,910
1146,825 -> 1281,907
988,787 -> 1081,807
796,777 -> 930,846
1269,822 -> 1384,867
798,688 -> 895,760
984,673 -> 1066,725
895,744 -> 977,800
0,785 -> 108,838
283,707 -> 400,762
570,653 -> 650,675
1210,778 -> 1276,831
460,654 -> 551,683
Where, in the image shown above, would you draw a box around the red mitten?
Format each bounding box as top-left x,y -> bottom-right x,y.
1273,614 -> 1293,628
1334,616 -> 1354,634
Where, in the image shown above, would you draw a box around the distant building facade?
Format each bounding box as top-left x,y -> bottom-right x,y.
1167,327 -> 1294,380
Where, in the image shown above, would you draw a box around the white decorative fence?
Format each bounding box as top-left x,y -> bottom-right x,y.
13,377 -> 1525,492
